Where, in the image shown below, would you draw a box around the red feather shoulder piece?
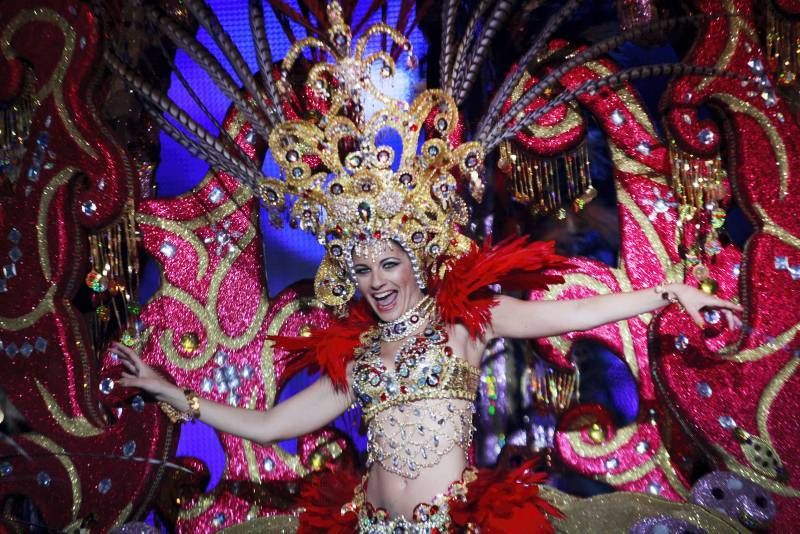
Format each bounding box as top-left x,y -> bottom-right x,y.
268,300 -> 375,390
430,236 -> 570,339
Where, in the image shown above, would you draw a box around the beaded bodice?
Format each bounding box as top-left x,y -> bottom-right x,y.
352,320 -> 481,478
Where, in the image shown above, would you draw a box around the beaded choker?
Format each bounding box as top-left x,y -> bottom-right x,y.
378,296 -> 434,342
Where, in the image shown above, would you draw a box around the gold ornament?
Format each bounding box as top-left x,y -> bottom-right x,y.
267,2 -> 480,306
180,332 -> 201,353
588,422 -> 605,444
699,278 -> 718,295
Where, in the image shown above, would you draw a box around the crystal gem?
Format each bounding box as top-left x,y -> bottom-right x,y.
0,279 -> 6,293
704,308 -> 722,324
610,109 -> 625,125
97,478 -> 112,494
747,58 -> 764,75
8,247 -> 21,262
212,513 -> 226,527
3,263 -> 16,278
0,462 -> 11,477
7,228 -> 21,243
131,395 -> 145,412
648,481 -> 662,495
201,377 -> 214,393
35,337 -> 48,353
775,256 -> 789,270
5,343 -> 18,358
719,415 -> 736,429
159,242 -> 177,258
214,350 -> 227,366
122,440 -> 136,457
427,145 -> 439,156
20,342 -> 33,358
436,118 -> 447,131
81,200 -> 97,216
674,334 -> 689,351
291,167 -> 303,177
636,441 -> 650,454
263,458 -> 275,471
37,472 -> 52,487
605,458 -> 619,469
245,131 -> 256,144
99,377 -> 114,394
732,263 -> 740,277
698,128 -> 715,144
180,332 -> 200,353
696,382 -> 712,398
636,142 -> 651,156
208,187 -> 224,204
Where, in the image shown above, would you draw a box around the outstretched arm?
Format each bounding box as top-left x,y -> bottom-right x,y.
113,343 -> 352,446
487,283 -> 742,340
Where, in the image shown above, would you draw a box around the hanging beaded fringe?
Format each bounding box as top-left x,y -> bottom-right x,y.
85,201 -> 142,354
500,140 -> 595,219
766,1 -> 800,85
0,67 -> 38,162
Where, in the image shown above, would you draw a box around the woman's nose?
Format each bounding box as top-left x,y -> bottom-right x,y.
369,270 -> 385,290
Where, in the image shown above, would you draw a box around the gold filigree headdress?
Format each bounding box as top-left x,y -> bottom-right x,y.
267,2 -> 482,306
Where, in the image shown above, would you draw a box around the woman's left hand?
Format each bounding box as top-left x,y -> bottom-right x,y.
670,283 -> 743,330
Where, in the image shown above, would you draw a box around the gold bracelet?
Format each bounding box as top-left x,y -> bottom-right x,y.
184,389 -> 201,421
157,389 -> 201,424
653,284 -> 678,304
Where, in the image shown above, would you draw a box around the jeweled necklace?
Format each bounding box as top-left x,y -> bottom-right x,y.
378,295 -> 434,342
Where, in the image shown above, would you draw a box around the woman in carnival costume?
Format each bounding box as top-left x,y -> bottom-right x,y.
110,1 -> 743,531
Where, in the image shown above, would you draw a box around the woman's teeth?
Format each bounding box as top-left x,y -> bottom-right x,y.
374,290 -> 398,310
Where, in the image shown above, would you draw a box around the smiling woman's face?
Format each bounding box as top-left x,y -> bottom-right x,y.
351,242 -> 424,322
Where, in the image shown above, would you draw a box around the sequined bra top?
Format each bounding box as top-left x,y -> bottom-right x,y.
351,320 -> 482,478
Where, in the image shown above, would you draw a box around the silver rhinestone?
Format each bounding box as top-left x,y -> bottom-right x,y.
97,478 -> 112,494
777,112 -> 785,123
0,280 -> 5,293
208,187 -> 224,204
696,382 -> 712,398
636,441 -> 650,454
212,513 -> 225,527
726,477 -> 743,490
201,377 -> 214,393
8,247 -> 21,263
223,365 -> 237,381
131,395 -> 145,412
698,128 -> 715,144
775,256 -> 788,270
653,198 -> 668,213
747,58 -> 764,75
5,343 -> 18,358
240,365 -> 254,380
245,131 -> 256,145
684,92 -> 693,102
7,228 -> 21,243
34,337 -> 48,353
81,200 -> 97,216
263,458 -> 275,471
216,381 -> 228,394
37,472 -> 52,487
99,377 -> 114,394
227,392 -> 239,406
20,342 -> 33,358
648,481 -> 662,495
122,440 -> 136,457
719,415 -> 736,429
97,178 -> 105,191
674,334 -> 689,351
610,109 -> 625,126
0,462 -> 11,476
682,114 -> 692,124
159,242 -> 176,258
3,263 -> 17,278
636,143 -> 651,156
733,263 -> 741,277
79,37 -> 86,49
213,368 -> 224,384
789,266 -> 800,280
703,309 -> 721,324
605,457 -> 619,469
213,350 -> 228,366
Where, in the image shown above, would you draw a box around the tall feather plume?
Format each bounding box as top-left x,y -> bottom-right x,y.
446,0 -> 492,94
485,62 -> 743,151
145,7 -> 273,142
478,14 -> 714,147
248,0 -> 284,118
479,0 -> 583,131
439,0 -> 460,89
105,51 -> 263,190
183,0 -> 279,131
454,0 -> 516,104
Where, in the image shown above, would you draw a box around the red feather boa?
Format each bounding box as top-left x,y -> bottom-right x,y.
271,237 -> 568,386
431,236 -> 569,339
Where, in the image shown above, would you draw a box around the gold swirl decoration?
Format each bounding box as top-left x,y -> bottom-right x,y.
0,9 -> 97,158
35,379 -> 103,437
25,433 -> 82,521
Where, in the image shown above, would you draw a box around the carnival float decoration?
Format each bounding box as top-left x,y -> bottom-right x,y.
0,0 -> 798,532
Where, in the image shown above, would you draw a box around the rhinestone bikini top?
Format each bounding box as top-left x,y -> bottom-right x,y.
352,320 -> 481,478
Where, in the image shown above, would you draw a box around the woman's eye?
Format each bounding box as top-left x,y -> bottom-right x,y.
383,262 -> 398,270
354,268 -> 369,275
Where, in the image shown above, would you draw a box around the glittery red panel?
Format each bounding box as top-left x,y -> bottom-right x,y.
774,0 -> 800,14
655,0 -> 800,529
521,49 -> 695,498
0,1 -> 172,531
137,101 -> 353,531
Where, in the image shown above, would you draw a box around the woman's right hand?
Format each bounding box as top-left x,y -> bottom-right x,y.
112,342 -> 175,400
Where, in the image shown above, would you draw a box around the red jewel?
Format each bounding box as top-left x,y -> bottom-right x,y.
374,231 -> 381,239
358,233 -> 366,241
380,393 -> 387,401
400,385 -> 407,393
445,346 -> 453,356
409,124 -> 418,132
401,215 -> 408,223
